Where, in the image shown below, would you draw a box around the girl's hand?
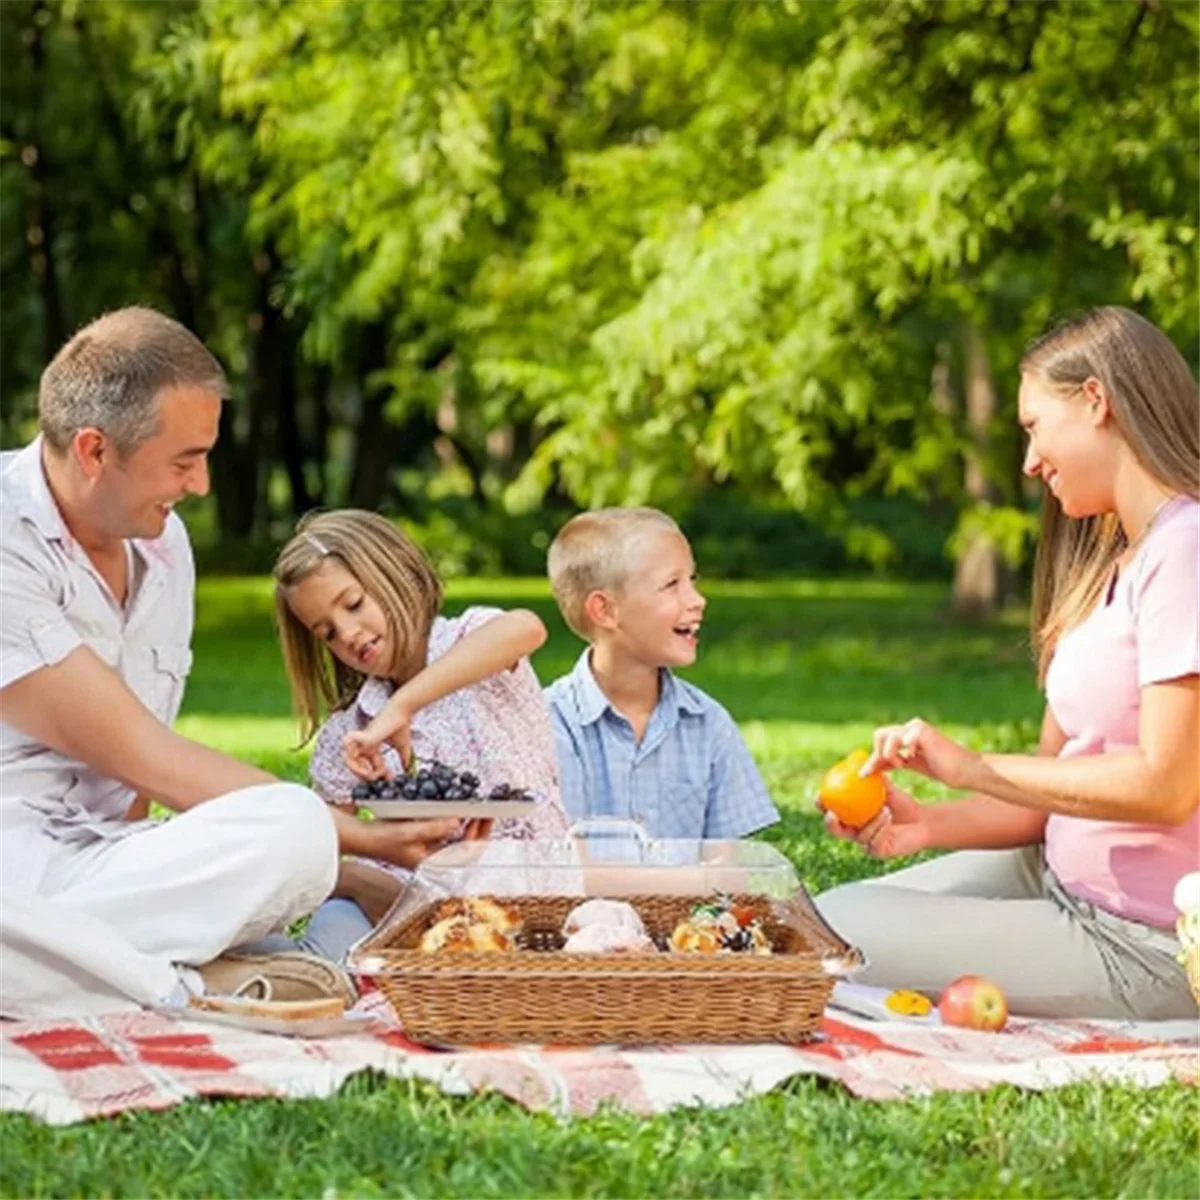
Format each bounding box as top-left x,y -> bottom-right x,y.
862,718 -> 979,790
821,779 -> 932,859
343,707 -> 414,780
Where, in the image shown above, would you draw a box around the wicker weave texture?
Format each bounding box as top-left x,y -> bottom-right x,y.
369,894 -> 844,1045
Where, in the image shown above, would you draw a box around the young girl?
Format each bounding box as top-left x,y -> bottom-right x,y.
265,509 -> 568,963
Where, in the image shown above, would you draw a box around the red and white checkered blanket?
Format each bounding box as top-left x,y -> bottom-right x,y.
2,991 -> 1196,1125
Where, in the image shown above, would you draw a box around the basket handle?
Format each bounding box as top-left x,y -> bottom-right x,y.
566,816 -> 652,857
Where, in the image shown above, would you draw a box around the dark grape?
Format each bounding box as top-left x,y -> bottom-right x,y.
351,783 -> 371,801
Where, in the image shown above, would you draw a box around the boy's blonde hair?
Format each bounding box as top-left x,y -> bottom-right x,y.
274,509 -> 443,743
547,507 -> 682,638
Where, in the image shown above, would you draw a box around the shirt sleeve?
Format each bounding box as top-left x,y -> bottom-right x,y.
309,708 -> 370,802
0,539 -> 82,691
1134,517 -> 1200,687
702,705 -> 780,839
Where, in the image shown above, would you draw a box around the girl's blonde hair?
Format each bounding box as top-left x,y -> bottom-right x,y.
274,509 -> 443,743
1022,307 -> 1198,682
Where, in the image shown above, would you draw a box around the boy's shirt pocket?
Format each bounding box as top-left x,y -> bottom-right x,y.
648,778 -> 710,840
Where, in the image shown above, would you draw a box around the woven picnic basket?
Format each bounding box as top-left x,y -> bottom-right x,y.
353,877 -> 863,1046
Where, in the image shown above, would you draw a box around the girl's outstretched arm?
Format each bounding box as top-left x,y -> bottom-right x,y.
344,609 -> 547,778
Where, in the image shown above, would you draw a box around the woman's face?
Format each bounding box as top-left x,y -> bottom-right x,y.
1018,372 -> 1119,517
286,559 -> 393,677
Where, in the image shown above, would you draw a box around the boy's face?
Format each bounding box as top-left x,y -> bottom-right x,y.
287,559 -> 393,677
601,530 -> 706,668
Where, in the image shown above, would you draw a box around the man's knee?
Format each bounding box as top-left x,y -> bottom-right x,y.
250,783 -> 338,874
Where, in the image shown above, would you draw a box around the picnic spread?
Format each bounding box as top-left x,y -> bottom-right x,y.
2,826 -> 1196,1127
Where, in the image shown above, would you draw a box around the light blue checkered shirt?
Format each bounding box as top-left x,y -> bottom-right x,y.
545,650 -> 779,840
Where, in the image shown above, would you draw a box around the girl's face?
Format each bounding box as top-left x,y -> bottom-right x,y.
1018,372 -> 1120,518
287,559 -> 392,676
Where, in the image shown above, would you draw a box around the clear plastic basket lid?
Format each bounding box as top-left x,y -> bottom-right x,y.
356,818 -> 863,974
411,816 -> 802,898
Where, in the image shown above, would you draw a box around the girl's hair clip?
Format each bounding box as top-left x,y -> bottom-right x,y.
304,532 -> 331,557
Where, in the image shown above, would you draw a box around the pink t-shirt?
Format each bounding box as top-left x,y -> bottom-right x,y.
309,606 -> 568,875
1044,496 -> 1199,928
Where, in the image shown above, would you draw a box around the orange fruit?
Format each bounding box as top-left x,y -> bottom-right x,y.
818,748 -> 886,828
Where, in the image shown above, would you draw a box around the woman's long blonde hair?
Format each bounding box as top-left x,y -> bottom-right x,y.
1023,307 -> 1198,682
274,510 -> 443,744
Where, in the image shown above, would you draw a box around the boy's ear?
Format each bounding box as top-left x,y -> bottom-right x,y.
582,588 -> 619,632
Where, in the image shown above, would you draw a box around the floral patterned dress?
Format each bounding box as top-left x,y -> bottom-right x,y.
309,606 -> 568,880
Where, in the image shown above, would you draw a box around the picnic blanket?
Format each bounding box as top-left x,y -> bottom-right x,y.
2,990 -> 1196,1126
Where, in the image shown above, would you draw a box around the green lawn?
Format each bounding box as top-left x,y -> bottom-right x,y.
2,576 -> 1196,1199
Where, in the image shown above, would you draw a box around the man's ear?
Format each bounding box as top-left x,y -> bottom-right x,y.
582,588 -> 619,632
71,428 -> 108,482
1081,377 -> 1113,428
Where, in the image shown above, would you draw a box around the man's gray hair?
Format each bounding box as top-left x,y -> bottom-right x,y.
39,307 -> 229,456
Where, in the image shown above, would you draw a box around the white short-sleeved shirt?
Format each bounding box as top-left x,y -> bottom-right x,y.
0,438 -> 196,893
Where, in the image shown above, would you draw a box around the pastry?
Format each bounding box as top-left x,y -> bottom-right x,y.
561,898 -> 645,938
562,923 -> 656,954
669,898 -> 773,956
433,896 -> 523,936
420,915 -> 514,953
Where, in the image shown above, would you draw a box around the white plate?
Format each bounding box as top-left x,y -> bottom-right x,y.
361,799 -> 538,820
829,981 -> 942,1024
155,1005 -> 388,1039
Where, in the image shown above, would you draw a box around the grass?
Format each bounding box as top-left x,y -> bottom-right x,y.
2,575 -> 1196,1199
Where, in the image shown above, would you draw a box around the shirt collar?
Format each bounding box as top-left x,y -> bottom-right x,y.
7,436 -> 72,542
568,648 -> 707,726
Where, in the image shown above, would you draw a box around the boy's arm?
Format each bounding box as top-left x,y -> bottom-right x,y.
344,609 -> 547,776
703,704 -> 779,838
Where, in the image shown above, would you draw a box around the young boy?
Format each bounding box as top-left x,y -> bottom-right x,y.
545,507 -> 779,840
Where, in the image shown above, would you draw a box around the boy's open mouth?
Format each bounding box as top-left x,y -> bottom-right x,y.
673,622 -> 701,644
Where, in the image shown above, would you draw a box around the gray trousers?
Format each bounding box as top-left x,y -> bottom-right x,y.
816,847 -> 1196,1020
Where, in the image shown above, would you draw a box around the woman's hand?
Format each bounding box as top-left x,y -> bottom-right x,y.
343,706 -> 414,781
821,779 -> 932,859
862,718 -> 979,790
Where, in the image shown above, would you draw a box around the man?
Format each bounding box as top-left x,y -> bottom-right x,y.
0,307 -> 455,1016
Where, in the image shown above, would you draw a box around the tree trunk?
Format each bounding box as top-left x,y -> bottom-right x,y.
276,327 -> 314,517
25,1 -> 66,361
951,325 -> 1008,617
348,322 -> 399,511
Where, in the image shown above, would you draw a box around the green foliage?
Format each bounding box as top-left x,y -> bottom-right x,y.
3,0 -> 1196,576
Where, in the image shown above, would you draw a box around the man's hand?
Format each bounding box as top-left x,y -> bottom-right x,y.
331,809 -> 462,868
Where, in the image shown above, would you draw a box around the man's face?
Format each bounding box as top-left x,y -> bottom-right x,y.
94,385 -> 221,540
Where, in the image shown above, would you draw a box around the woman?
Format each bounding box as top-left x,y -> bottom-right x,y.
818,307 -> 1198,1019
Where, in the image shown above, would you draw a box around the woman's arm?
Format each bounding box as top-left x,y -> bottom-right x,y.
344,609 -> 548,777
866,677 -> 1199,827
840,708 -> 1060,858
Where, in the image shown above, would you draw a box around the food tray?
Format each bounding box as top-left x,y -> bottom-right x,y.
352,891 -> 862,1045
362,799 -> 537,821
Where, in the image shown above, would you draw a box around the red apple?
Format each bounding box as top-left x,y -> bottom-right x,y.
938,974 -> 1009,1032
